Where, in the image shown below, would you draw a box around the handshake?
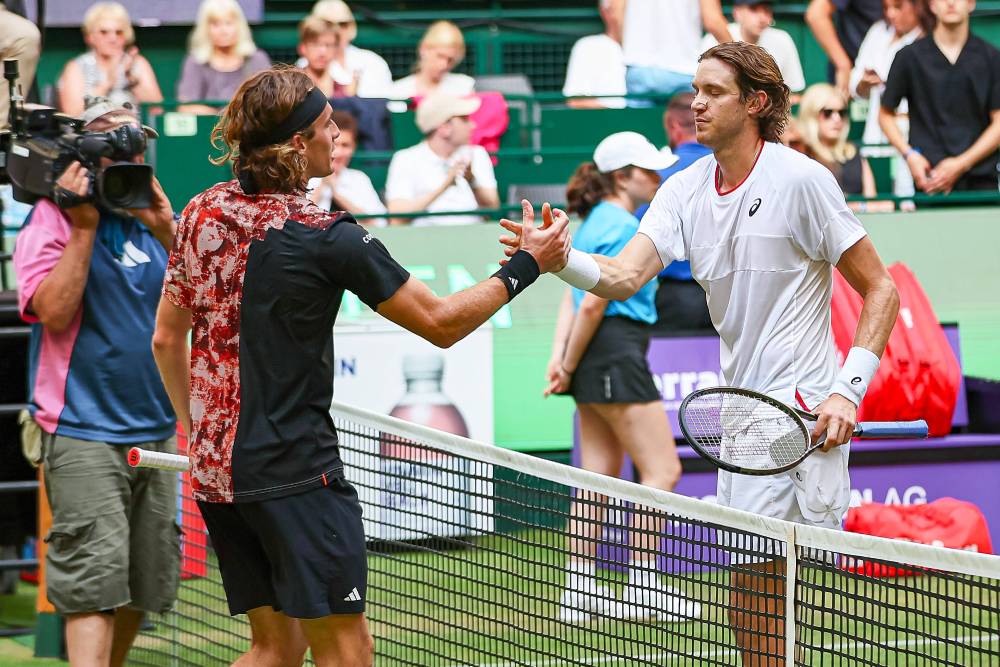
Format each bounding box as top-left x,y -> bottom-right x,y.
497,199 -> 572,275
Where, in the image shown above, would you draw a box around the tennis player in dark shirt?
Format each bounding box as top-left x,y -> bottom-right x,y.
151,66 -> 569,666
879,0 -> 1000,193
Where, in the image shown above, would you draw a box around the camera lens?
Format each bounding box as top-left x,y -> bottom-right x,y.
96,163 -> 153,209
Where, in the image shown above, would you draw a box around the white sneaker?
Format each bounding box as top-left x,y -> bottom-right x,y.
615,586 -> 702,623
558,583 -> 614,622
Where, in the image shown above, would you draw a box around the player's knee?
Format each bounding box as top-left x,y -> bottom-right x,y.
253,646 -> 306,667
333,631 -> 374,667
638,464 -> 681,492
250,635 -> 307,667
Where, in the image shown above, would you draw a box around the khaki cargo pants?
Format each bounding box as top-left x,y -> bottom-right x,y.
42,434 -> 180,615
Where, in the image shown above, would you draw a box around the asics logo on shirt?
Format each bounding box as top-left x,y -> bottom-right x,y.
748,198 -> 762,217
117,241 -> 152,268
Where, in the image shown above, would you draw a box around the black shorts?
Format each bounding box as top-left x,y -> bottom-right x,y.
197,478 -> 366,618
569,316 -> 661,404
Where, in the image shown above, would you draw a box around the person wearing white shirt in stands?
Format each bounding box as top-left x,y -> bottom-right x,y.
385,93 -> 499,226
849,0 -> 931,196
562,0 -> 627,109
298,0 -> 393,98
700,0 -> 806,93
308,110 -> 387,225
621,0 -> 731,104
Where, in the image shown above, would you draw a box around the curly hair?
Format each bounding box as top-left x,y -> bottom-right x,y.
699,42 -> 791,143
210,65 -> 317,193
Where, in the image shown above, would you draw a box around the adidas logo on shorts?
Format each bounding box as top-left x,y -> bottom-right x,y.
343,587 -> 362,602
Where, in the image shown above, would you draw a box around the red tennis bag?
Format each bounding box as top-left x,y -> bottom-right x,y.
888,263 -> 961,435
830,263 -> 959,434
830,270 -> 916,423
843,499 -> 993,576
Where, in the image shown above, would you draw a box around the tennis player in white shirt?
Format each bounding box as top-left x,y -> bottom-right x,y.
504,41 -> 899,665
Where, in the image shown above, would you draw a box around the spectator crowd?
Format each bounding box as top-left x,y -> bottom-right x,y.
3,0 -> 997,227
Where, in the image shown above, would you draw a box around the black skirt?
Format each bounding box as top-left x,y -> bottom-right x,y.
569,316 -> 660,404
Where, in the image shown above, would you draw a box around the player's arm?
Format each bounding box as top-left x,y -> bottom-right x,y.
812,237 -> 899,449
377,277 -> 510,348
378,202 -> 570,348
836,236 -> 898,360
152,296 -> 193,438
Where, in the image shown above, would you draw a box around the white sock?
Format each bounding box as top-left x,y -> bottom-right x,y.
628,558 -> 658,590
566,559 -> 596,591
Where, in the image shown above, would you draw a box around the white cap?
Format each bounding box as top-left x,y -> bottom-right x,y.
415,93 -> 481,134
593,131 -> 678,173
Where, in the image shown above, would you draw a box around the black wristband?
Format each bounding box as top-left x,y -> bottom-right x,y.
492,250 -> 540,301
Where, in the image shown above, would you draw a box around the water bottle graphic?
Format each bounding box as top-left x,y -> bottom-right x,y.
380,354 -> 471,541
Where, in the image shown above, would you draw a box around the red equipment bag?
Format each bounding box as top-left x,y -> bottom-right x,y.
829,262 -> 959,434
843,499 -> 993,576
830,270 -> 914,423
888,263 -> 961,435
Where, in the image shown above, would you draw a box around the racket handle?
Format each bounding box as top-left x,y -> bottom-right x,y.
854,420 -> 929,439
128,447 -> 190,471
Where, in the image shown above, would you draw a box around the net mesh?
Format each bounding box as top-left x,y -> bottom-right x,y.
132,402 -> 1000,666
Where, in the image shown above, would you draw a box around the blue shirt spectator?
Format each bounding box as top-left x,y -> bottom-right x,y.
16,201 -> 175,442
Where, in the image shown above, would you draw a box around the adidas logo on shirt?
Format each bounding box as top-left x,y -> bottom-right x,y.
343,587 -> 362,602
117,241 -> 152,268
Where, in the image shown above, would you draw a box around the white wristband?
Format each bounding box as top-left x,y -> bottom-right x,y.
554,248 -> 601,291
830,346 -> 880,406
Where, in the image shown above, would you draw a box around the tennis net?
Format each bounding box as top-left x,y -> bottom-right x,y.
132,400 -> 1000,666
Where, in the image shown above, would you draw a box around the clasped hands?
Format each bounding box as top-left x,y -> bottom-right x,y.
497,199 -> 571,275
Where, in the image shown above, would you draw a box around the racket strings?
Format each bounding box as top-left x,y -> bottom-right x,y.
682,393 -> 809,468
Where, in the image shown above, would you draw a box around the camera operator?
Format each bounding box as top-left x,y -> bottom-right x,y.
12,99 -> 178,667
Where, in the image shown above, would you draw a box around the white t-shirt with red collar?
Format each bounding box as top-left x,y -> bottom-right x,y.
638,142 -> 867,410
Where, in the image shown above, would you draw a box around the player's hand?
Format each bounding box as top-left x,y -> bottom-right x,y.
925,157 -> 967,195
906,151 -> 933,191
54,162 -> 99,230
499,200 -> 570,274
811,394 -> 857,451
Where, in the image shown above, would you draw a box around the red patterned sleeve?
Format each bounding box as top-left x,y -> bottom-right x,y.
162,208 -> 194,310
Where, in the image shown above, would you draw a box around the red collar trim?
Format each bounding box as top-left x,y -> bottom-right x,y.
715,140 -> 765,196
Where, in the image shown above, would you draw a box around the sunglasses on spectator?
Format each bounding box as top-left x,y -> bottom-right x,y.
820,108 -> 846,120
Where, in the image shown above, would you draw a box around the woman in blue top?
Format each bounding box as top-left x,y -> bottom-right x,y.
546,132 -> 694,623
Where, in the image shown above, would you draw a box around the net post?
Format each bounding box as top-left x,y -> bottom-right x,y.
784,522 -> 798,667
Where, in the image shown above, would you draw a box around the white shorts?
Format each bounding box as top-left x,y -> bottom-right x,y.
716,444 -> 851,564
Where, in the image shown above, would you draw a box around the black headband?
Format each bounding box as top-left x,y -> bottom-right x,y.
243,87 -> 329,150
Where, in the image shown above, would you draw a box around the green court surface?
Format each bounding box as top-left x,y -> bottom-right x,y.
118,527 -> 998,666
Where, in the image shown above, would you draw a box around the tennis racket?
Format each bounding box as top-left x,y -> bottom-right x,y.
678,387 -> 929,476
128,447 -> 190,471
